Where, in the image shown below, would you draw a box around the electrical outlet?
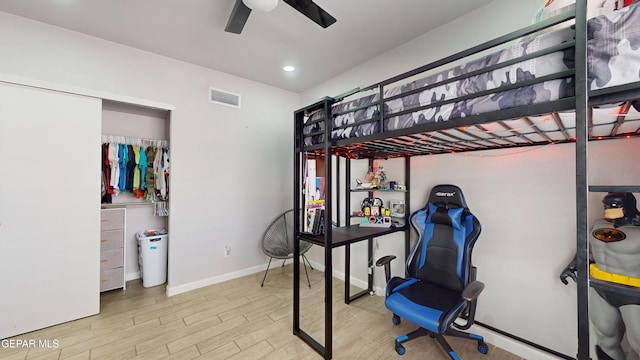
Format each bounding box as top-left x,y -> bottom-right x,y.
224,245 -> 231,257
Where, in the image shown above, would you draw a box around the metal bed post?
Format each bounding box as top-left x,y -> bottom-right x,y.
344,158 -> 352,304
404,156 -> 411,260
322,99 -> 334,360
345,158 -> 351,229
336,156 -> 340,228
574,0 -> 590,359
293,110 -> 303,338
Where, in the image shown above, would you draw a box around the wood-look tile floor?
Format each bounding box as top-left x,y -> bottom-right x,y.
1,264 -> 523,360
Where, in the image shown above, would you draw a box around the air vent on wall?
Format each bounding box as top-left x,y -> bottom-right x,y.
209,87 -> 241,109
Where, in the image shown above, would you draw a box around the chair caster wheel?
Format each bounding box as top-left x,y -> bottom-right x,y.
395,341 -> 405,355
477,341 -> 488,354
392,314 -> 401,325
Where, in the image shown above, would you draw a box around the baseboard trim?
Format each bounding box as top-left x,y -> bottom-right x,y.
165,263 -> 270,297
470,324 -> 565,360
126,272 -> 141,281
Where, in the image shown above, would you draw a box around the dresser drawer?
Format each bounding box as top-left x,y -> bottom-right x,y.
100,248 -> 124,270
100,229 -> 124,251
100,209 -> 125,231
100,267 -> 124,292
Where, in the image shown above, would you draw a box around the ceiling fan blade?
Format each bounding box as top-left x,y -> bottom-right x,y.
283,0 -> 337,28
225,0 -> 252,34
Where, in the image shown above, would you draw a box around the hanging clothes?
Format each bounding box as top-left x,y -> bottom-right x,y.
132,144 -> 140,193
118,144 -> 128,192
145,146 -> 155,201
108,142 -> 120,196
101,136 -> 169,212
101,143 -> 113,203
126,144 -> 135,192
137,146 -> 147,199
154,146 -> 167,201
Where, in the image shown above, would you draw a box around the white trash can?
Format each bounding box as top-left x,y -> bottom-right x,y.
136,229 -> 168,288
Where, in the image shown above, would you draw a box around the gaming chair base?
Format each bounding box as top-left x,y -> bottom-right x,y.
392,317 -> 488,359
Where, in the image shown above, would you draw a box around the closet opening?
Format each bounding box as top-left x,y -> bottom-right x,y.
100,100 -> 171,296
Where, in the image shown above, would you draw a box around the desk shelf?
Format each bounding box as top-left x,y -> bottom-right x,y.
350,188 -> 407,192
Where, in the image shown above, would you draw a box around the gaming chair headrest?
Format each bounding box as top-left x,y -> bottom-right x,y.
427,184 -> 468,209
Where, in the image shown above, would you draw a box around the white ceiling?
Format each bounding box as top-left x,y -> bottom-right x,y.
0,0 -> 495,93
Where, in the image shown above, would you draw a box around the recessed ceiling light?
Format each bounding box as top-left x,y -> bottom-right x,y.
283,65 -> 295,72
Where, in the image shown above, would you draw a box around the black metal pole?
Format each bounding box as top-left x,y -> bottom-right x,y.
404,156 -> 411,260
574,0 -> 590,359
368,237 -> 373,292
345,244 -> 351,304
346,158 -> 351,227
293,111 -> 302,335
323,100 -> 333,359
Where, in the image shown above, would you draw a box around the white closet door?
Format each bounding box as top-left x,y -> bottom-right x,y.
0,82 -> 101,339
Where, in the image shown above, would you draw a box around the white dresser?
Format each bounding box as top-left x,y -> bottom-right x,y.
100,208 -> 126,291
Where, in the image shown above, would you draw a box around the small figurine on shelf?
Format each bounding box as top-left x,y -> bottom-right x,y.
375,165 -> 387,188
371,206 -> 379,216
360,215 -> 392,227
355,172 -> 376,190
364,168 -> 375,183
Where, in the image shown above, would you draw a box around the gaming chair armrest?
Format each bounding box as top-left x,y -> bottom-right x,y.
375,255 -> 397,282
452,280 -> 485,331
462,280 -> 485,302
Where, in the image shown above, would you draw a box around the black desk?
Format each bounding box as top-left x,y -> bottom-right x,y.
301,224 -> 407,303
301,224 -> 404,248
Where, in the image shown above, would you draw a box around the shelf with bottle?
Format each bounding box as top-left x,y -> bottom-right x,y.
350,187 -> 407,192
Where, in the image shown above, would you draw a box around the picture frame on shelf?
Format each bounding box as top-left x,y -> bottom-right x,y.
389,199 -> 405,217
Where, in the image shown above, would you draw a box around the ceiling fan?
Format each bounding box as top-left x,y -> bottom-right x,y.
225,0 -> 337,34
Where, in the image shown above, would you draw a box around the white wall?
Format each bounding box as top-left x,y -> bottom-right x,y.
299,0 -> 640,358
0,11 -> 299,295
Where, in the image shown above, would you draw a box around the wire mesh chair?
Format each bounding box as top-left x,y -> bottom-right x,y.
260,209 -> 313,287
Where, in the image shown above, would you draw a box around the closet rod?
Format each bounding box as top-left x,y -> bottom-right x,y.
101,202 -> 156,208
101,134 -> 169,145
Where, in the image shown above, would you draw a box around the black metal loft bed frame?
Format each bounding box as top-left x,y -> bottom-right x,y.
293,1 -> 640,359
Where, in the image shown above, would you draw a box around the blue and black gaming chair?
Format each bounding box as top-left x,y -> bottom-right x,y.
376,184 -> 486,359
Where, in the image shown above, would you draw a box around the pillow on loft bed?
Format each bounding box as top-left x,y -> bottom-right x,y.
587,0 -> 640,90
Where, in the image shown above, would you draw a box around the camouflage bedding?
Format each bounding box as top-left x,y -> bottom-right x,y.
587,2 -> 640,90
303,2 -> 640,146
